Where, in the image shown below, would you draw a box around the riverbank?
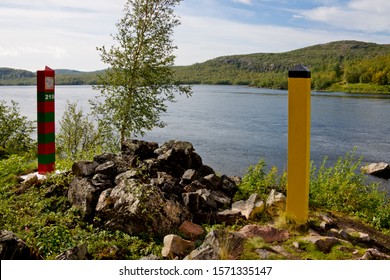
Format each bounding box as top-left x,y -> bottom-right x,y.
1,140 -> 389,260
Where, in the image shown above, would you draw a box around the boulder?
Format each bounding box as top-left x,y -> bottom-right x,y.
216,209 -> 245,225
181,169 -> 197,184
302,236 -> 340,253
72,161 -> 98,177
55,244 -> 88,260
121,139 -> 159,160
162,234 -> 195,259
68,177 -> 100,220
95,178 -> 191,237
231,193 -> 265,219
182,192 -> 200,212
266,189 -> 286,216
185,230 -> 245,260
361,162 -> 390,179
93,153 -> 117,164
220,175 -> 238,197
0,230 -> 41,260
178,221 -> 205,240
238,225 -> 290,243
95,161 -> 117,177
360,248 -> 390,260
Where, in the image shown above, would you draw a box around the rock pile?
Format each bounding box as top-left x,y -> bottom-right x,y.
67,140 -> 242,237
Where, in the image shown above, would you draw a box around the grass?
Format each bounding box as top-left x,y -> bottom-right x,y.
0,149 -> 389,259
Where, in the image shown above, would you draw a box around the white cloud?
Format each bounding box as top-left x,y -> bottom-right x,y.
232,0 -> 253,5
298,0 -> 390,33
173,14 -> 389,66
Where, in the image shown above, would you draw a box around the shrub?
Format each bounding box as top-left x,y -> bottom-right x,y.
235,160 -> 286,201
0,100 -> 35,157
309,151 -> 389,230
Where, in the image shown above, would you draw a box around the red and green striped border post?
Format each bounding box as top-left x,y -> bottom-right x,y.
37,66 -> 55,175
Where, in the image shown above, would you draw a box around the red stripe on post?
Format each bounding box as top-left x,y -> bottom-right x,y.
38,142 -> 55,155
38,123 -> 55,134
37,101 -> 55,113
38,163 -> 55,175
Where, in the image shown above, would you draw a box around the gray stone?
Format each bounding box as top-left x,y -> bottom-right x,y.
196,189 -> 217,210
361,162 -> 390,179
239,225 -> 290,243
162,234 -> 195,259
72,161 -> 98,177
122,139 -> 159,159
211,190 -> 231,208
182,192 -> 200,212
216,209 -> 245,225
185,230 -> 245,260
68,177 -> 99,219
0,230 -> 40,260
181,169 -> 197,183
95,161 -> 116,177
266,189 -> 286,216
231,193 -> 265,219
360,248 -> 390,260
203,174 -> 222,189
95,179 -> 191,237
56,244 -> 88,260
302,236 -> 340,253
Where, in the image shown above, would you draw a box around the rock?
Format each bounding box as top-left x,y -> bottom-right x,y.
72,161 -> 98,177
122,139 -> 159,160
196,165 -> 215,178
318,213 -> 336,230
155,140 -> 194,156
185,230 -> 245,260
231,193 -> 265,219
95,161 -> 116,177
162,234 -> 196,259
239,225 -> 290,243
220,175 -> 238,197
95,188 -> 113,212
21,174 -> 39,188
266,189 -> 286,216
0,230 -> 41,260
178,221 -> 205,240
95,178 -> 191,237
93,153 -> 117,164
360,248 -> 390,260
181,169 -> 197,184
68,177 -> 100,220
182,192 -> 200,212
210,190 -> 231,208
114,170 -> 139,185
91,173 -> 113,190
196,189 -> 217,210
140,254 -> 160,260
202,174 -> 222,189
55,244 -> 88,260
361,162 -> 390,179
302,236 -> 340,253
216,209 -> 245,225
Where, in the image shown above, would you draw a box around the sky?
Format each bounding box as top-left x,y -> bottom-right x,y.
0,0 -> 389,72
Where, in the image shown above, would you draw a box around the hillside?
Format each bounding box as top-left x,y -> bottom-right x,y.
0,68 -> 102,86
2,41 -> 390,93
174,40 -> 390,93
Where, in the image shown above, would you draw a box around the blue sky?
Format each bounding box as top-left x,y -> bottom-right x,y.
0,0 -> 389,71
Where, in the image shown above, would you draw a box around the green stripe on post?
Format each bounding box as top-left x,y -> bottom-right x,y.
38,133 -> 55,144
38,112 -> 55,123
38,153 -> 55,165
37,92 -> 55,102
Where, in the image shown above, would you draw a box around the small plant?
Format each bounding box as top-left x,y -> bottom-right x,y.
0,100 -> 35,158
309,150 -> 390,230
235,160 -> 286,201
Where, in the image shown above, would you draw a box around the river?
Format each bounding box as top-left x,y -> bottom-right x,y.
1,85 -> 389,190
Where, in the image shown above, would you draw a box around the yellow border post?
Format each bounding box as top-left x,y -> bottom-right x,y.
287,64 -> 311,224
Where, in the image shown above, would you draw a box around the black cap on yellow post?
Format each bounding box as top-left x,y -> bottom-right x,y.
287,64 -> 311,224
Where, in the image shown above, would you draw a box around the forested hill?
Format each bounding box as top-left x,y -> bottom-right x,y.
174,40 -> 390,93
0,68 -> 102,86
2,41 -> 390,93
